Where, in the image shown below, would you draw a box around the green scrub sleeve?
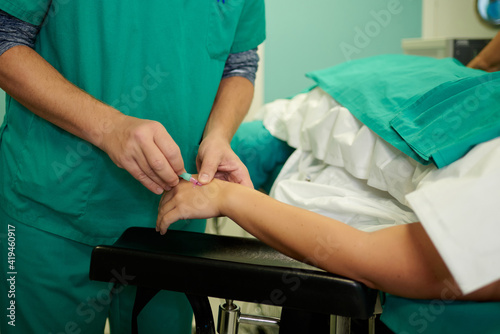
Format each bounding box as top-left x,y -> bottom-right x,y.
230,0 -> 266,53
0,0 -> 51,25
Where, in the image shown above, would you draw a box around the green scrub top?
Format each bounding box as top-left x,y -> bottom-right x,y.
0,0 -> 266,245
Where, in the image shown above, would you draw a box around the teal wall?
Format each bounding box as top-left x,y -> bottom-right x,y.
264,0 -> 422,102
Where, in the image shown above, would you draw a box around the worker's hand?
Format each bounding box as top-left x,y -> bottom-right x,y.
99,114 -> 185,195
196,134 -> 253,188
156,177 -> 227,234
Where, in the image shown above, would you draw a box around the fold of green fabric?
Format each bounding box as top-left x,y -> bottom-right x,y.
306,54 -> 500,168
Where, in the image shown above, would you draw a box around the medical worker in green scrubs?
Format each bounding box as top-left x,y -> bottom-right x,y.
0,0 -> 265,332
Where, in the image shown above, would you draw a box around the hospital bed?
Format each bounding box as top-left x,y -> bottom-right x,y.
89,226 -> 381,334
90,54 -> 500,334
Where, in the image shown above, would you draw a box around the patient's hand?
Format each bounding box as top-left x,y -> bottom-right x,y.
467,55 -> 500,72
156,177 -> 228,234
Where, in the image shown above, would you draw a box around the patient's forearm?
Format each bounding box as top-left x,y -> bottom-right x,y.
222,184 -> 367,279
221,184 -> 439,297
158,179 -> 500,300
220,183 -> 500,300
0,45 -> 123,147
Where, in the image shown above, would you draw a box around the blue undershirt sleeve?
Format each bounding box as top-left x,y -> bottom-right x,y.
222,48 -> 259,85
0,9 -> 40,57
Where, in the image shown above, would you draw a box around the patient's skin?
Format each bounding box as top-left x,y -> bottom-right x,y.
467,31 -> 500,72
157,178 -> 500,301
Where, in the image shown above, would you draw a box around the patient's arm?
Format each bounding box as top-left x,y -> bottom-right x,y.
157,178 -> 500,301
467,31 -> 500,72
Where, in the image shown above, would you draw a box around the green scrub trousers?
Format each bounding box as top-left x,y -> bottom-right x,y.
0,207 -> 195,333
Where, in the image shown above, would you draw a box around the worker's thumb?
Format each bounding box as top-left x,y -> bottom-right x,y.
198,162 -> 218,185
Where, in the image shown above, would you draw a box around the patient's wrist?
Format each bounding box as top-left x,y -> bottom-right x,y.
217,181 -> 247,217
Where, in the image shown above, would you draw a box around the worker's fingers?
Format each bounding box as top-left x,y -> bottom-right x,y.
208,152 -> 253,187
115,155 -> 166,195
140,141 -> 180,189
154,131 -> 186,176
197,157 -> 219,184
197,136 -> 252,187
222,166 -> 253,188
102,117 -> 187,194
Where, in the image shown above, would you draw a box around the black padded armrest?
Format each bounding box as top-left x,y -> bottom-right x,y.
90,227 -> 378,319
